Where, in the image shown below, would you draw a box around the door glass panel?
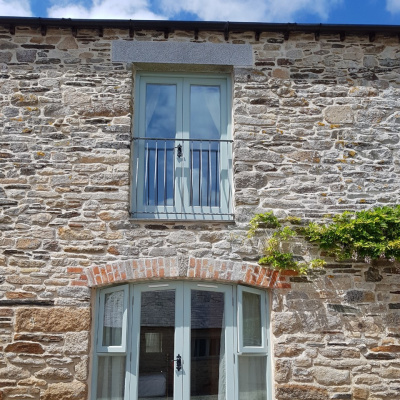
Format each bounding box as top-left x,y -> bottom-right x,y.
238,356 -> 267,400
242,291 -> 262,347
191,290 -> 225,400
190,85 -> 221,208
102,290 -> 124,347
96,355 -> 125,400
144,84 -> 176,206
138,290 -> 175,400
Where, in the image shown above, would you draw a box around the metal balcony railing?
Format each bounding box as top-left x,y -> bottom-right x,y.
133,137 -> 232,214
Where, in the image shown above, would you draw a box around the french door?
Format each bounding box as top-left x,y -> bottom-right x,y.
94,282 -> 269,400
130,282 -> 234,400
131,73 -> 233,220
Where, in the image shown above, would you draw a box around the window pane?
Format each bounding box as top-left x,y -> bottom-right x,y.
103,290 -> 124,347
191,290 -> 226,399
138,290 -> 175,400
190,85 -> 221,208
190,85 -> 220,140
242,291 -> 262,347
145,84 -> 176,139
96,356 -> 125,400
238,356 -> 267,400
144,84 -> 176,207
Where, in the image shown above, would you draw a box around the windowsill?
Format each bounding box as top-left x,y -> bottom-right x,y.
129,217 -> 236,224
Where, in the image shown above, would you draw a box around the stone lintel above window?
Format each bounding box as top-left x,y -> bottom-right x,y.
112,41 -> 253,66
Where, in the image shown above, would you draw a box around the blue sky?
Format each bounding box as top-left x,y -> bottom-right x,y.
1,0 -> 400,24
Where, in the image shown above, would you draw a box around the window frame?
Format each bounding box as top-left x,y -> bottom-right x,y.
91,282 -> 270,400
130,72 -> 233,221
92,284 -> 130,400
237,285 -> 268,354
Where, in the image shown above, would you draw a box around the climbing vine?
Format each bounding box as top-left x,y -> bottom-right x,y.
248,205 -> 400,275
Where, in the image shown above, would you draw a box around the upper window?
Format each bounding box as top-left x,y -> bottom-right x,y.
131,73 -> 233,221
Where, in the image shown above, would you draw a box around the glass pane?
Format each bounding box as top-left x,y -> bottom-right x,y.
144,142 -> 175,206
138,290 -> 175,400
238,356 -> 267,400
146,84 -> 176,139
242,291 -> 262,347
190,85 -> 221,140
97,355 -> 126,400
103,290 -> 124,347
190,86 -> 221,208
191,290 -> 225,400
144,84 -> 176,207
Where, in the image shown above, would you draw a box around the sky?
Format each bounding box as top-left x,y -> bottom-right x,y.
1,0 -> 400,25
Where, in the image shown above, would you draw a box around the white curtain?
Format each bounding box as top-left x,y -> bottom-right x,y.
96,356 -> 125,400
202,86 -> 220,137
145,84 -> 162,134
238,356 -> 267,400
103,291 -> 124,347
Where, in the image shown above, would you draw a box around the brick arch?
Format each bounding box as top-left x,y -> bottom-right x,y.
85,256 -> 292,289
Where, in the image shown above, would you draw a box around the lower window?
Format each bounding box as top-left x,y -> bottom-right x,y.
92,282 -> 270,400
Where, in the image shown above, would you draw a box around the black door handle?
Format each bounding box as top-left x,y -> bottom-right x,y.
176,144 -> 182,158
174,354 -> 182,371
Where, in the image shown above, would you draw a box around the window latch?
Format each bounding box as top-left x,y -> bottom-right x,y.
174,354 -> 182,371
176,144 -> 182,158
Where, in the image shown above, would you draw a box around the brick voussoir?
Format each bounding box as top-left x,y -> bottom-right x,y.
86,257 -> 290,289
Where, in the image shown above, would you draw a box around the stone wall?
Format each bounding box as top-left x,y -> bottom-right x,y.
0,23 -> 399,400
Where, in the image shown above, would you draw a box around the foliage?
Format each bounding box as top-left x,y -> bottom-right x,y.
305,205 -> 400,262
248,213 -> 325,274
248,205 -> 400,275
247,211 -> 280,238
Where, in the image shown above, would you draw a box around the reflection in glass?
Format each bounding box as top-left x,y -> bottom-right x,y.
138,290 -> 175,400
103,291 -> 124,347
190,85 -> 221,140
144,84 -> 176,207
191,290 -> 225,399
97,355 -> 126,400
238,356 -> 267,400
190,86 -> 221,208
242,291 -> 262,347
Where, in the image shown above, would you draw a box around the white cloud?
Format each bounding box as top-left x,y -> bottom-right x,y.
47,0 -> 166,19
46,0 -> 341,22
0,0 -> 32,16
159,0 -> 343,22
386,0 -> 400,13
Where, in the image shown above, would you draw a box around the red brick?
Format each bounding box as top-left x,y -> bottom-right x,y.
71,280 -> 88,286
270,270 -> 279,287
67,267 -> 83,274
280,269 -> 299,276
256,268 -> 266,285
275,282 -> 291,289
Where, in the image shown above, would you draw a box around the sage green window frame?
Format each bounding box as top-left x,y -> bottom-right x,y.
131,72 -> 233,221
91,282 -> 271,400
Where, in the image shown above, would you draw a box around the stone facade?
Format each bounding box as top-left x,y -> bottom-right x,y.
0,20 -> 399,400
